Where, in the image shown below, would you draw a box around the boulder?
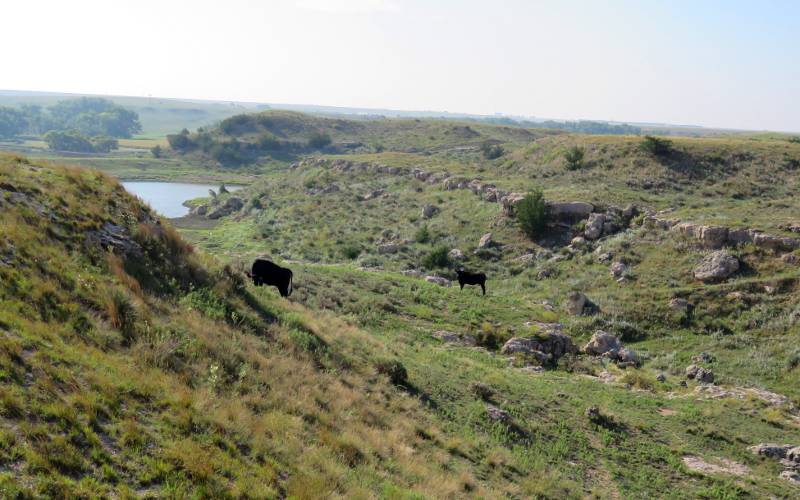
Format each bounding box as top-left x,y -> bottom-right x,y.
377,243 -> 399,255
583,331 -> 621,357
656,373 -> 667,382
432,330 -> 475,346
753,233 -> 800,253
727,228 -> 755,246
584,213 -> 606,240
787,446 -> 800,464
698,226 -> 729,249
500,330 -> 577,362
449,248 -> 466,261
478,232 -> 493,249
616,347 -> 640,366
565,292 -> 598,316
610,261 -> 628,278
547,201 -> 594,221
782,253 -> 800,265
691,352 -> 714,363
748,443 -> 794,460
501,193 -> 526,216
421,204 -> 440,219
693,251 -> 739,282
685,364 -> 714,384
442,176 -> 467,190
425,275 -> 451,287
570,236 -> 588,248
484,189 -> 499,202
206,196 -> 244,219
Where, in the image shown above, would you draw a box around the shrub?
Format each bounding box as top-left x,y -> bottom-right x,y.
481,142 -> 504,159
166,133 -> 194,151
375,359 -> 408,386
340,243 -> 361,260
639,135 -> 673,157
150,145 -> 162,158
415,224 -> 432,244
180,288 -> 228,321
563,146 -> 585,170
90,135 -> 119,153
789,136 -> 800,144
43,130 -> 95,153
517,190 -> 547,239
422,245 -> 450,269
308,132 -> 332,149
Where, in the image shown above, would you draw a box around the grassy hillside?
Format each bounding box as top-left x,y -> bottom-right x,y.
0,154 -> 516,498
167,116 -> 800,496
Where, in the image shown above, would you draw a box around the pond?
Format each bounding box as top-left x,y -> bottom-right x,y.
122,181 -> 243,218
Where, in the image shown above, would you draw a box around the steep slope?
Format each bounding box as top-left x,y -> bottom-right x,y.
0,154 -> 506,498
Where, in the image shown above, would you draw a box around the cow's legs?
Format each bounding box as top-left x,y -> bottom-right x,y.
481,283 -> 486,295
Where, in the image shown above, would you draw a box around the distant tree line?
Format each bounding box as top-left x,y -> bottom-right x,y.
0,97 -> 141,152
481,116 -> 641,135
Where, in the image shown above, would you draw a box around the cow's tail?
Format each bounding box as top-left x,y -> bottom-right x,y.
288,270 -> 293,296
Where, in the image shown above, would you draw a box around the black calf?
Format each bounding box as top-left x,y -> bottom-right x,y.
246,259 -> 293,297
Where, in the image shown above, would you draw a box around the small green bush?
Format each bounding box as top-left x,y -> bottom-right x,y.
563,146 -> 585,170
415,224 -> 432,244
422,245 -> 450,269
340,243 -> 361,260
481,143 -> 504,160
517,190 -> 548,240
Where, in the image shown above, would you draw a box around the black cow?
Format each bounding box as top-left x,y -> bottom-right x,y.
246,259 -> 293,297
456,268 -> 486,295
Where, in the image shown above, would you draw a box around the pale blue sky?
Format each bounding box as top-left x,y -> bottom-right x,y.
2,0 -> 798,131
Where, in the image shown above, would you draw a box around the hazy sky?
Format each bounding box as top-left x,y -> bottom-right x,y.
3,0 -> 799,131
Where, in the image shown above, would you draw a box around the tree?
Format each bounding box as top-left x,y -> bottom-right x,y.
517,190 -> 548,240
90,135 -> 119,153
0,107 -> 28,139
43,130 -> 96,152
308,132 -> 332,149
563,146 -> 585,170
167,133 -> 194,151
47,97 -> 141,138
639,135 -> 673,157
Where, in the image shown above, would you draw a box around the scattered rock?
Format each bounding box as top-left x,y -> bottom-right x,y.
585,406 -> 601,421
698,225 -> 729,249
781,254 -> 800,265
361,189 -> 385,201
421,204 -> 440,219
694,385 -> 795,411
500,193 -> 526,216
377,243 -> 399,255
691,352 -> 714,363
583,331 -> 620,357
443,176 -> 468,191
486,404 -> 511,423
424,275 -> 451,287
685,364 -> 714,384
565,291 -> 598,316
432,330 -> 475,346
596,251 -> 614,263
748,444 -> 793,460
449,248 -> 466,261
693,251 -> 739,283
610,261 -> 628,278
85,222 -> 142,256
780,470 -> 800,484
668,298 -> 692,314
477,233 -> 493,249
656,373 -> 667,382
207,196 -> 244,219
584,213 -> 606,240
682,456 -> 749,477
500,329 -> 577,363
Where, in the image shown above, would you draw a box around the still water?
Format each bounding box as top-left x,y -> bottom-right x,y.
122,181 -> 242,218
